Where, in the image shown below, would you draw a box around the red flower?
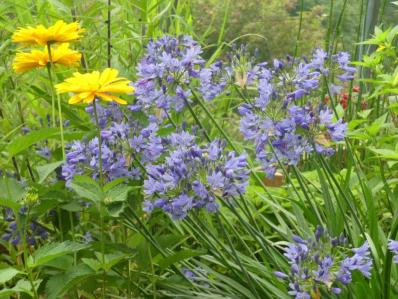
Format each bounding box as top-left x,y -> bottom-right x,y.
339,95 -> 348,110
352,86 -> 360,93
340,99 -> 348,109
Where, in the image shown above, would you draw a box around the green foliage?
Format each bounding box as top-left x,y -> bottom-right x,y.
45,264 -> 96,299
36,160 -> 64,183
27,241 -> 89,268
0,267 -> 20,284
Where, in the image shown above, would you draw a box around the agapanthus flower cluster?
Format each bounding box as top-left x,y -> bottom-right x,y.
274,227 -> 373,298
226,43 -> 259,88
388,240 -> 398,263
132,35 -> 204,112
333,52 -> 356,82
238,49 -> 351,177
1,208 -> 48,246
62,102 -> 162,185
143,130 -> 249,220
62,136 -> 133,184
198,60 -> 230,101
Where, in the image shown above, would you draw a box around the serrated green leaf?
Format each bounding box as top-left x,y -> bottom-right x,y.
45,264 -> 96,299
104,184 -> 133,203
94,251 -> 128,271
368,148 -> 398,160
357,109 -> 373,119
69,175 -> 104,203
81,258 -> 102,271
0,267 -> 20,284
27,241 -> 89,268
0,278 -> 42,297
36,161 -> 64,183
366,113 -> 389,136
0,177 -> 24,211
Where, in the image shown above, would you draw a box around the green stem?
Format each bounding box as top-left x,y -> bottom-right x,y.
292,167 -> 324,224
123,207 -> 196,286
164,109 -> 177,128
107,0 -> 112,68
147,246 -> 156,299
69,212 -> 77,266
92,100 -> 104,186
99,202 -> 106,299
318,154 -> 365,237
294,0 -> 304,58
215,213 -> 262,299
191,89 -> 236,150
92,99 -> 105,299
11,157 -> 21,181
17,211 -> 39,299
182,96 -> 211,141
57,207 -> 64,242
218,196 -> 281,267
326,0 -> 334,54
9,77 -> 36,182
186,214 -> 258,292
331,0 -> 348,53
46,43 -> 65,159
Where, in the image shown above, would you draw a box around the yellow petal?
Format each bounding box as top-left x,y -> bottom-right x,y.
56,67 -> 132,105
99,81 -> 134,93
68,94 -> 83,104
82,93 -> 95,104
99,68 -> 119,85
96,92 -> 127,104
68,92 -> 95,104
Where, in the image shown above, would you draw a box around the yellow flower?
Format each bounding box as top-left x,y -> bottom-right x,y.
56,68 -> 134,105
12,20 -> 84,46
13,43 -> 81,73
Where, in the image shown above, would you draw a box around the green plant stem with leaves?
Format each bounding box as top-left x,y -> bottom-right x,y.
46,43 -> 65,160
92,99 -> 106,299
16,209 -> 39,299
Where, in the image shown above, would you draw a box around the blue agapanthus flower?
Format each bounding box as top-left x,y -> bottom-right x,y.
63,102 -> 163,185
143,131 -> 249,220
132,35 -> 230,114
274,227 -> 373,299
333,52 -> 356,81
199,60 -> 230,101
132,35 -> 204,112
238,49 -> 351,177
388,240 -> 398,264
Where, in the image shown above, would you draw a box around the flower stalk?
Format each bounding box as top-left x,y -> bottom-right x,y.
92,98 -> 106,299
46,42 -> 65,159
